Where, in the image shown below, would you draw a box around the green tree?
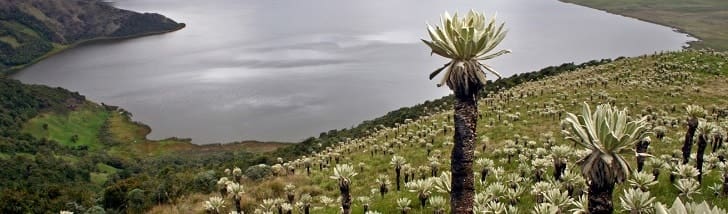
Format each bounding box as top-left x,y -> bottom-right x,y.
561,103 -> 651,213
422,10 -> 509,213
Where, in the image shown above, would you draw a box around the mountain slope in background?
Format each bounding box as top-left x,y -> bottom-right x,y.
0,0 -> 185,73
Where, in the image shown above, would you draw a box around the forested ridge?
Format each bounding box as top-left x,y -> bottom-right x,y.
0,0 -> 184,74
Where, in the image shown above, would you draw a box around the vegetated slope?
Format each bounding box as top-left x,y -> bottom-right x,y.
0,76 -> 287,212
3,50 -> 610,213
162,50 -> 728,213
0,77 -> 103,212
0,0 -> 185,73
559,0 -> 728,51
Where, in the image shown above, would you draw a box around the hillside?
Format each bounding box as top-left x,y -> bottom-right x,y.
0,47 -> 616,212
559,0 -> 728,51
151,50 -> 728,213
0,77 -> 287,213
0,0 -> 185,74
2,50 -> 727,213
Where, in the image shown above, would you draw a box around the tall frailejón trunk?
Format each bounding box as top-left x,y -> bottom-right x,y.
340,184 -> 352,214
233,196 -> 242,213
636,139 -> 650,172
713,135 -> 723,153
682,117 -> 699,164
697,134 -> 708,183
553,159 -> 566,180
451,91 -> 477,214
723,170 -> 728,196
419,194 -> 428,208
287,193 -> 295,204
480,168 -> 488,183
588,160 -> 615,214
396,167 -> 402,191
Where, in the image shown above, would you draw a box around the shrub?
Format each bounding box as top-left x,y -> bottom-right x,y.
191,170 -> 217,193
245,164 -> 272,180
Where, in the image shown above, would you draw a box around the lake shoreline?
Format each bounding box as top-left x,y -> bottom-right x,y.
557,0 -> 713,50
2,24 -> 187,77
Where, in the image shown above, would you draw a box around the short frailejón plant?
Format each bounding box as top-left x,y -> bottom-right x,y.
562,102 -> 651,213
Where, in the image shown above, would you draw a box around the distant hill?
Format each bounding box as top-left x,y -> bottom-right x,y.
0,0 -> 185,74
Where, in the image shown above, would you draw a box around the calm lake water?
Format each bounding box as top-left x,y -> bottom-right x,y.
13,0 -> 695,143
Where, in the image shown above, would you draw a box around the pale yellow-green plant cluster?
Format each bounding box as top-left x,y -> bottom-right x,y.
423,10 -> 510,93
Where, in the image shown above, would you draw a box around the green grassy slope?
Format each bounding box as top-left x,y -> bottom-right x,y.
23,103 -> 110,150
166,50 -> 728,213
560,0 -> 728,51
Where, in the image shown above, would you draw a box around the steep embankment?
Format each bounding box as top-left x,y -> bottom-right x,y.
156,50 -> 728,213
559,0 -> 728,51
0,0 -> 185,74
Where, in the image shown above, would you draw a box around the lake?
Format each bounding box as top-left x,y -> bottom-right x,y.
12,0 -> 695,143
